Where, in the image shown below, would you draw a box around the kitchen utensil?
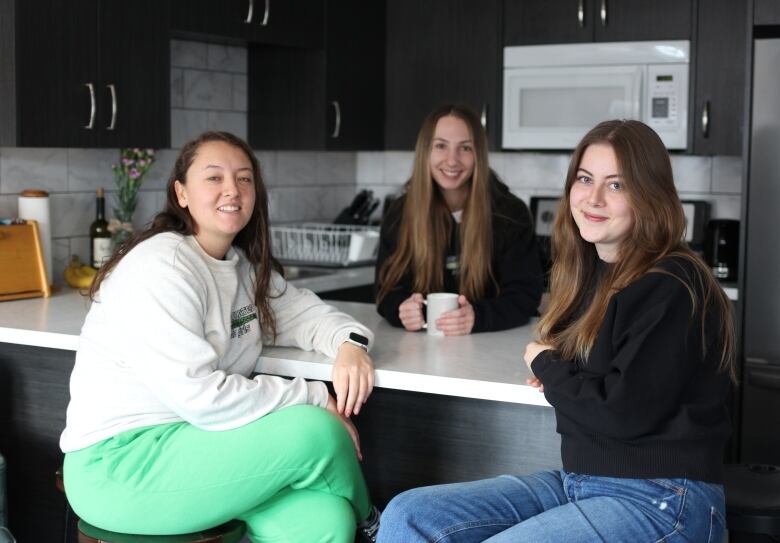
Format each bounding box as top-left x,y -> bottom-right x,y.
704,219 -> 739,281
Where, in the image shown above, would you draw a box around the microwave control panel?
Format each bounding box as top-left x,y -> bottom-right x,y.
645,64 -> 688,148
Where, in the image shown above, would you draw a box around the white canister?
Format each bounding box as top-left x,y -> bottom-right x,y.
18,189 -> 52,286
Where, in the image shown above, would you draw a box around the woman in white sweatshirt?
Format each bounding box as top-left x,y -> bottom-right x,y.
60,131 -> 380,542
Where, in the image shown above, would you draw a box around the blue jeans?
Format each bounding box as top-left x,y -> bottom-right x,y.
377,470 -> 726,542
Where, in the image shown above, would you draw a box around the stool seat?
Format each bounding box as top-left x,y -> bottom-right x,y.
724,463 -> 780,536
77,518 -> 246,543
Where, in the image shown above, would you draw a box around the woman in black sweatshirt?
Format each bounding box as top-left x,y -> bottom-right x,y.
377,120 -> 735,543
375,104 -> 543,334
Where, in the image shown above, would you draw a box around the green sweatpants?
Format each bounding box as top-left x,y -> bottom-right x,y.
64,404 -> 372,542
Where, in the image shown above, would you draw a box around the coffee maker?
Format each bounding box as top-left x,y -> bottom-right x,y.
704,219 -> 739,282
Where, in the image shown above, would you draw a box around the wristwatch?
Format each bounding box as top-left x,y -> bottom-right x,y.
344,332 -> 369,351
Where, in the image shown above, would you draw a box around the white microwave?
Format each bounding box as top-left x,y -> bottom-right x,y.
502,41 -> 690,150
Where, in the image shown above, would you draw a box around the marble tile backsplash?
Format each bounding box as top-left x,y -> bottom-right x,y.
357,152 -> 745,223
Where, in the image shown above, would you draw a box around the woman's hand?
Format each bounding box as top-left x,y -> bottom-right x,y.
526,376 -> 545,393
524,341 -> 552,369
332,342 -> 374,417
436,295 -> 475,336
398,293 -> 425,331
325,394 -> 363,461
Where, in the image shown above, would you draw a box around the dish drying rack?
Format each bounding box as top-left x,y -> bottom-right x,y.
270,223 -> 380,267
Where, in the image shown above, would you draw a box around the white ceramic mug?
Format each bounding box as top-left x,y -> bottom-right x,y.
423,292 -> 460,336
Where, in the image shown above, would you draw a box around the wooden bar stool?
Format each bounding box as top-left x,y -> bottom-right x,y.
55,469 -> 246,543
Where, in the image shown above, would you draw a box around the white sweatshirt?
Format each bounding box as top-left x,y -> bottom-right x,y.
60,233 -> 373,452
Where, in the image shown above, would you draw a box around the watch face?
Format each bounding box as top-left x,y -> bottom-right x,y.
349,332 -> 368,346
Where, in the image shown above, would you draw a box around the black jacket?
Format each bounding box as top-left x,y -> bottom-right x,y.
532,256 -> 732,483
375,178 -> 544,333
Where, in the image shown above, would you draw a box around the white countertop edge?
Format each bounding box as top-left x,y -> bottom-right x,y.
258,355 -> 552,407
0,328 -> 79,351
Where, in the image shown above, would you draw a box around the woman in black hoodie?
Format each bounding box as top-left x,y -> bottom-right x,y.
375,103 -> 543,334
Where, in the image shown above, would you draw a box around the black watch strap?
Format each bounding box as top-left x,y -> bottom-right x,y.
345,332 -> 369,350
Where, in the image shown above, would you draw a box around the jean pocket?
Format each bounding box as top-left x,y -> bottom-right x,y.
707,506 -> 726,543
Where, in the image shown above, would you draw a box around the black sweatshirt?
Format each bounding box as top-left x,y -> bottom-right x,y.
375,178 -> 544,333
531,256 -> 732,483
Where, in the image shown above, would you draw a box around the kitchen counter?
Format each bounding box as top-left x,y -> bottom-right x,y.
0,289 -> 547,407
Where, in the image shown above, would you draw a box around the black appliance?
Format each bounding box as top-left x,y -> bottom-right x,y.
704,219 -> 740,282
741,38 -> 780,467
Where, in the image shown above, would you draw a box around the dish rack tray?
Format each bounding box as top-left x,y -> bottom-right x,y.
270,223 -> 380,267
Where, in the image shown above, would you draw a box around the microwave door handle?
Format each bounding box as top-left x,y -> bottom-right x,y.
481,103 -> 488,131
701,101 -> 710,138
600,0 -> 607,26
578,0 -> 584,27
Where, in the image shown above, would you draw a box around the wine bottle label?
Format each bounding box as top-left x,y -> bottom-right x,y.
92,238 -> 113,268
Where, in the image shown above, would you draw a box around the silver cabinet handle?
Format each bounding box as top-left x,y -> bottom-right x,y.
578,0 -> 584,28
330,100 -> 341,139
600,0 -> 607,26
245,0 -> 254,23
701,100 -> 710,138
480,103 -> 488,131
261,0 -> 270,26
84,83 -> 96,129
106,84 -> 117,131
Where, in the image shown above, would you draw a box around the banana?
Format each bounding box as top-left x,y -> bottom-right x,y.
63,255 -> 97,289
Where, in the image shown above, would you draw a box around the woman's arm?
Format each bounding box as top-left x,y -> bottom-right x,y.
375,205 -> 415,327
470,211 -> 544,332
108,259 -> 328,431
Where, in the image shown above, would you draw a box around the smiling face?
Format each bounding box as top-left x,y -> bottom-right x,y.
569,143 -> 634,262
429,115 -> 475,211
174,140 -> 256,259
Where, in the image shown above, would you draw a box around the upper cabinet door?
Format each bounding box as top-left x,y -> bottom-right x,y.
755,0 -> 780,25
325,0 -> 385,150
692,0 -> 748,155
98,0 -> 170,148
171,0 -> 323,48
385,0 -> 502,150
592,0 -> 692,42
4,0 -> 169,148
505,0 -> 692,46
13,0 -> 99,147
504,0 -> 592,45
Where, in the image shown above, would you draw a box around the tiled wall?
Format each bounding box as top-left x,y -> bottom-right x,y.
357,151 -> 744,221
0,38 -> 743,288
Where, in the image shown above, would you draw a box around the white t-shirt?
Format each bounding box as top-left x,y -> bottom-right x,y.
60,233 -> 373,452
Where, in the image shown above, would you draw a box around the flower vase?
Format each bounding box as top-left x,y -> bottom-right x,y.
110,206 -> 135,249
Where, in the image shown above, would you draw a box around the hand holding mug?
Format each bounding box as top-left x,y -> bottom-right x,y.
433,295 -> 475,336
398,293 -> 425,331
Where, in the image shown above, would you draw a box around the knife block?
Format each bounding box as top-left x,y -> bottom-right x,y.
0,220 -> 51,301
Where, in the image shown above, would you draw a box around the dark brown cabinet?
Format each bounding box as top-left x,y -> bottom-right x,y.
755,0 -> 780,25
0,0 -> 169,148
248,0 -> 384,150
170,0 -> 323,48
691,0 -> 748,155
504,0 -> 693,45
384,0 -> 502,150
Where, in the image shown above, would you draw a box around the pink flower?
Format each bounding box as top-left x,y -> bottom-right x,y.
129,168 -> 141,179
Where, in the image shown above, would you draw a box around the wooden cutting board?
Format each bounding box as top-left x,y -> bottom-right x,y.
0,220 -> 51,301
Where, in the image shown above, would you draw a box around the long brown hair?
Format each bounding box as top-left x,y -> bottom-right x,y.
89,131 -> 283,340
377,104 -> 494,303
538,120 -> 735,379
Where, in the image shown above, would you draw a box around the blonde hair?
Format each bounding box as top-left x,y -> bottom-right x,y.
377,104 -> 495,302
538,120 -> 735,379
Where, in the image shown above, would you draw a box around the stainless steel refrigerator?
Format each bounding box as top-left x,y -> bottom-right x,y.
741,38 -> 780,464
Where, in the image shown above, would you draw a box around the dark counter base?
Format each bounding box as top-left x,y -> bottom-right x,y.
0,342 -> 560,540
